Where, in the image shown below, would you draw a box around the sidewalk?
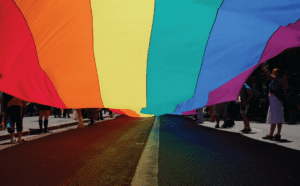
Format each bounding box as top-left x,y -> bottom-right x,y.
195,118 -> 300,151
0,112 -> 114,141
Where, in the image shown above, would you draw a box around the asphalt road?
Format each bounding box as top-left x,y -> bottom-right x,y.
0,115 -> 155,186
157,115 -> 300,186
1,114 -> 300,186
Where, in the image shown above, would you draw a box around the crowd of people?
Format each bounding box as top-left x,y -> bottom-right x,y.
0,63 -> 298,143
196,63 -> 292,141
0,94 -> 115,142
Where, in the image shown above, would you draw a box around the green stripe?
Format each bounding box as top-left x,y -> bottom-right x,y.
142,0 -> 224,116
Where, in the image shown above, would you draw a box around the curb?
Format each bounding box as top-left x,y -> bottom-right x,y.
0,116 -> 111,141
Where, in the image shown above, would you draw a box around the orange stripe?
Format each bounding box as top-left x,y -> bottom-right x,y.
14,0 -> 103,108
119,109 -> 141,117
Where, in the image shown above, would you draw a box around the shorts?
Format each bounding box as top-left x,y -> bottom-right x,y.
240,103 -> 249,115
214,102 -> 228,117
7,105 -> 23,133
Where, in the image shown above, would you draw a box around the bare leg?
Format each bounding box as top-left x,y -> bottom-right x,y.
39,110 -> 43,120
241,113 -> 250,129
76,109 -> 84,128
17,131 -> 23,142
270,124 -> 276,136
10,132 -> 15,142
215,116 -> 220,127
209,105 -> 215,122
44,110 -> 50,120
276,123 -> 282,135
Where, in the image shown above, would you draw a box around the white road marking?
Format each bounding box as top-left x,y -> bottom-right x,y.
131,116 -> 160,186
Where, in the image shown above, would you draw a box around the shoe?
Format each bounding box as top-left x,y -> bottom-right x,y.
262,135 -> 273,140
11,138 -> 16,143
221,124 -> 228,128
18,139 -> 27,143
215,124 -> 220,128
273,134 -> 281,141
37,129 -> 43,134
77,124 -> 84,129
196,121 -> 203,124
210,119 -> 215,122
44,130 -> 51,133
88,123 -> 94,126
241,129 -> 250,133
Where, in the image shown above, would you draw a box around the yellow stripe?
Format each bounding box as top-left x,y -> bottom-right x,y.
91,0 -> 154,109
131,108 -> 154,117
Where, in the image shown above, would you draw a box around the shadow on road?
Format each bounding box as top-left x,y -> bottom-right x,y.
158,115 -> 300,186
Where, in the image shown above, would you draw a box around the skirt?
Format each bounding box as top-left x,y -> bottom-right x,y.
266,96 -> 285,124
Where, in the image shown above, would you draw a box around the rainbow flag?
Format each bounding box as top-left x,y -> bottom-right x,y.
1,0 -> 300,117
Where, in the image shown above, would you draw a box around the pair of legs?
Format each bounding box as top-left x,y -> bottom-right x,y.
269,123 -> 282,136
214,102 -> 228,128
263,123 -> 282,140
215,115 -> 228,128
63,109 -> 70,118
53,108 -> 61,118
209,105 -> 215,122
38,110 -> 50,133
77,109 -> 84,128
196,108 -> 203,123
241,113 -> 250,130
8,106 -> 24,142
98,109 -> 103,120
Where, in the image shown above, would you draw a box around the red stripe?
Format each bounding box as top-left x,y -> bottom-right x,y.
0,0 -> 66,108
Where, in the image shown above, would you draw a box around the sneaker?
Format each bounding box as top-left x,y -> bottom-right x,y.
11,138 -> 16,143
262,135 -> 273,140
273,134 -> 281,141
215,124 -> 220,128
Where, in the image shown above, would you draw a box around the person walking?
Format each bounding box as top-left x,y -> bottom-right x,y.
76,108 -> 84,129
214,102 -> 229,128
196,107 -> 204,124
86,108 -> 98,125
2,93 -> 26,142
208,105 -> 215,122
239,83 -> 253,133
53,107 -> 61,118
97,108 -> 104,120
63,109 -> 71,118
261,63 -> 288,141
37,104 -> 51,133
